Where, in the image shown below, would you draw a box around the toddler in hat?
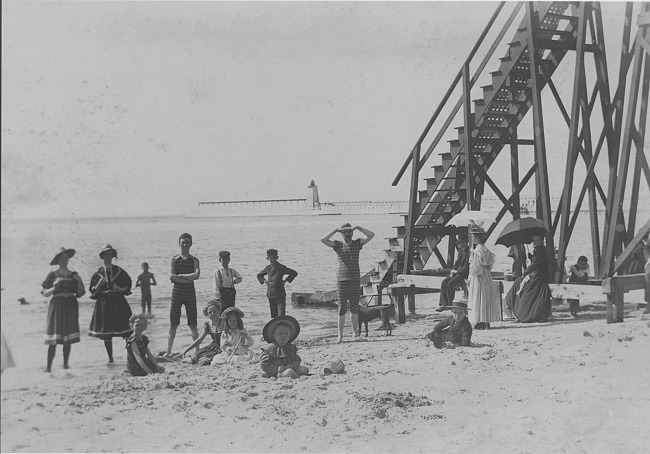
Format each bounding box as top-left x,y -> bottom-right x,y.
426,302 -> 473,348
257,248 -> 298,319
213,307 -> 255,365
260,315 -> 309,378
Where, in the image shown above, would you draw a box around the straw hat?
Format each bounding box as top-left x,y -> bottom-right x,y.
340,223 -> 353,232
447,301 -> 471,311
262,315 -> 301,344
221,307 -> 244,319
99,244 -> 117,259
469,225 -> 486,234
50,247 -> 76,266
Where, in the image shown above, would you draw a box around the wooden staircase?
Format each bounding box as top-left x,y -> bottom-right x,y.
361,2 -> 580,300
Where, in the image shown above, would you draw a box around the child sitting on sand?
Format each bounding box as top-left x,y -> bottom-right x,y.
212,307 -> 255,365
260,315 -> 309,378
426,302 -> 472,349
181,301 -> 223,365
126,314 -> 164,376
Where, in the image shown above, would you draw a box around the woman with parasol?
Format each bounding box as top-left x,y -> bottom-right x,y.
467,225 -> 501,329
504,232 -> 553,323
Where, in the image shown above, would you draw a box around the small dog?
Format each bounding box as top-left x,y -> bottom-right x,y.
358,302 -> 394,337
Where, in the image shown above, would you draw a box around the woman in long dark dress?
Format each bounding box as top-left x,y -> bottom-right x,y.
41,247 -> 85,372
89,244 -> 133,363
505,234 -> 552,323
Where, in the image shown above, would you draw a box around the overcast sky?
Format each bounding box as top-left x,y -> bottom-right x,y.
1,1 -> 644,219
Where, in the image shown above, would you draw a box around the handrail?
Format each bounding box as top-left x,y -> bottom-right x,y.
415,1 -> 524,176
392,1 -> 508,186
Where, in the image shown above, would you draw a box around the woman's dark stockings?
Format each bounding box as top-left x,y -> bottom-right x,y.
104,340 -> 114,363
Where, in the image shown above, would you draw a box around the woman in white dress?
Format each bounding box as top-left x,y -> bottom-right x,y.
468,226 -> 501,329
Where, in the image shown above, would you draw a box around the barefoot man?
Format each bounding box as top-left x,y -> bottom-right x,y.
166,233 -> 200,356
321,223 -> 374,343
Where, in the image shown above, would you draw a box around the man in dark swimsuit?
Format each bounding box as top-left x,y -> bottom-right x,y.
166,233 -> 200,356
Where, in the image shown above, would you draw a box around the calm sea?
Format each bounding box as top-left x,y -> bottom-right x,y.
0,212 -> 631,351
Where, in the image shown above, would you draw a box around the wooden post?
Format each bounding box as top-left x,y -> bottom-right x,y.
408,285 -> 416,314
603,277 -> 624,323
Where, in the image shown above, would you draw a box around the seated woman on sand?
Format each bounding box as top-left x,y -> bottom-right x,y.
505,234 -> 552,323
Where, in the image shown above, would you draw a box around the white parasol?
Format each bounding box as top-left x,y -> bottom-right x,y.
447,209 -> 496,228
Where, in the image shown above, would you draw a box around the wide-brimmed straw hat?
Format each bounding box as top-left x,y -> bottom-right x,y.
99,244 -> 118,259
469,225 -> 486,234
50,247 -> 76,265
221,306 -> 245,320
262,315 -> 301,344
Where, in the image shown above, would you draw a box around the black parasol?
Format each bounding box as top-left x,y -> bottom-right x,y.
495,217 -> 547,247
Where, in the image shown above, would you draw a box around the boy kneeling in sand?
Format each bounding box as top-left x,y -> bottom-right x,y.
426,302 -> 472,348
260,316 -> 309,378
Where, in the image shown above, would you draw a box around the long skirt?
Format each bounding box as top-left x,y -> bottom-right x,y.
505,275 -> 552,323
191,342 -> 221,365
89,292 -> 133,340
45,295 -> 81,345
468,272 -> 502,325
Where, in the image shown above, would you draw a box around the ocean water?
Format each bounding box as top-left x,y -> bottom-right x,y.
0,212 -> 633,355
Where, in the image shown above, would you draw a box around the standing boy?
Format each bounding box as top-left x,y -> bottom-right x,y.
213,251 -> 243,313
136,262 -> 157,315
257,249 -> 298,319
166,233 -> 200,357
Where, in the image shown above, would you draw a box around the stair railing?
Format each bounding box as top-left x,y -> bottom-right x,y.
397,1 -> 527,273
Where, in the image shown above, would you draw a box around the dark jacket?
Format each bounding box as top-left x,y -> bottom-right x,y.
454,249 -> 470,279
432,315 -> 472,346
524,245 -> 549,282
257,262 -> 298,299
260,343 -> 302,377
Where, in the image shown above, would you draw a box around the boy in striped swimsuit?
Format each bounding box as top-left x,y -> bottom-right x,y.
321,223 -> 375,343
166,233 -> 201,356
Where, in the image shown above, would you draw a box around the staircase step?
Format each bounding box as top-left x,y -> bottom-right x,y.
542,12 -> 578,23
425,177 -> 438,190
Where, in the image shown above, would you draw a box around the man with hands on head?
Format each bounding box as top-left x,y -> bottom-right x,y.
321,223 -> 375,343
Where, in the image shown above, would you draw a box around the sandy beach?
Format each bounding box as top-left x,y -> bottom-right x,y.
2,287 -> 649,454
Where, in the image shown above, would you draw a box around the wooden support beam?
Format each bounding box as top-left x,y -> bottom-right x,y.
403,143 -> 421,274
612,219 -> 650,276
462,62 -> 474,210
602,274 -> 647,323
526,2 -> 555,280
602,15 -> 648,275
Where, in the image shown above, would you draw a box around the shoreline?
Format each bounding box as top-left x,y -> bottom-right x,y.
2,289 -> 649,453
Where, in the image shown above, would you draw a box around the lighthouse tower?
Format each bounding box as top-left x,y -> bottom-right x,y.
307,180 -> 320,210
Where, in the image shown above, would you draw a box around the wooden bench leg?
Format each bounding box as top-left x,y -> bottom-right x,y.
606,288 -> 624,323
407,285 -> 416,314
603,277 -> 625,324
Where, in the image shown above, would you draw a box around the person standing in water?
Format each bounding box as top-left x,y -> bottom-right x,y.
321,223 -> 375,343
166,233 -> 200,357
